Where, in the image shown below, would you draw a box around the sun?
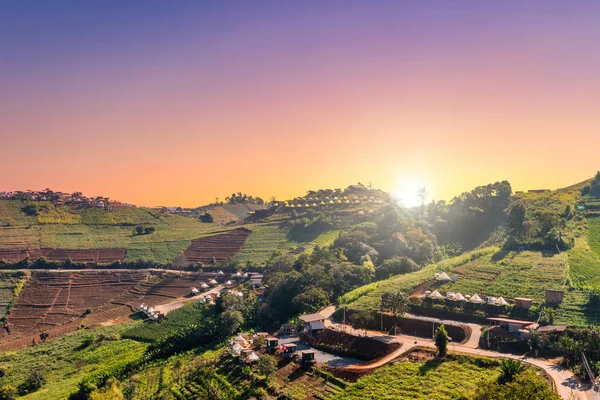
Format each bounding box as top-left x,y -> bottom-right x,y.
393,178 -> 428,208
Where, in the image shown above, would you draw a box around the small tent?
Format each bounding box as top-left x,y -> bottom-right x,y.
247,352 -> 260,362
496,297 -> 509,306
235,271 -> 242,277
209,279 -> 218,285
191,287 -> 199,295
225,280 -> 232,286
437,272 -> 452,281
429,290 -> 445,300
232,343 -> 243,354
201,282 -> 210,289
455,292 -> 466,301
471,294 -> 485,304
218,271 -> 224,275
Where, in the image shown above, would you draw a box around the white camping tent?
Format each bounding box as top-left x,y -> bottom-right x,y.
232,343 -> 243,354
201,282 -> 210,289
218,271 -> 224,275
455,292 -> 466,301
437,272 -> 452,281
225,280 -> 232,286
209,279 -> 218,285
496,297 -> 509,306
247,352 -> 260,362
429,290 -> 445,300
470,294 -> 485,303
191,287 -> 199,295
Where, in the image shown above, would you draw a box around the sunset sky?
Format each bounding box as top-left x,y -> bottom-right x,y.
1,1 -> 599,207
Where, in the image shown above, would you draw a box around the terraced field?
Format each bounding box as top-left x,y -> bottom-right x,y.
436,251 -> 566,303
182,228 -> 251,264
231,224 -> 294,265
0,270 -> 225,349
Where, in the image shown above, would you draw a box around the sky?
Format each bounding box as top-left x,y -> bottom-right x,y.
1,1 -> 599,207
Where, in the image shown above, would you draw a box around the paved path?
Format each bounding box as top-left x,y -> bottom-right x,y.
279,336 -> 362,367
328,316 -> 595,400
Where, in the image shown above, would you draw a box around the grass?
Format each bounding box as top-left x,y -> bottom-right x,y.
0,323 -> 146,400
0,272 -> 25,318
335,355 -> 503,400
340,247 -> 498,310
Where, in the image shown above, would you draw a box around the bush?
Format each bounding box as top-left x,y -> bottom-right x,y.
0,385 -> 17,400
18,371 -> 46,395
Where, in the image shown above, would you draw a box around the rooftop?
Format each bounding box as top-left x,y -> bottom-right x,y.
299,313 -> 325,323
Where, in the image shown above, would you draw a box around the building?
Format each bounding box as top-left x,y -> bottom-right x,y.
545,289 -> 564,304
487,317 -> 538,338
513,297 -> 533,309
299,313 -> 326,333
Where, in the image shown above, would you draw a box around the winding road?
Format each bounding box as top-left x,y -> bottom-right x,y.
322,308 -> 596,400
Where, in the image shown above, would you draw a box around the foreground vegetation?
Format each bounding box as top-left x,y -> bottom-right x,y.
336,354 -> 557,400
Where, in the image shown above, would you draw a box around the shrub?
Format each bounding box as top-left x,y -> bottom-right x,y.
0,385 -> 17,400
18,371 -> 46,395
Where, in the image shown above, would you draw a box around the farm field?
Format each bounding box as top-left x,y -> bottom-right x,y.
436,251 -> 566,304
0,200 -> 227,264
232,224 -> 295,266
182,228 -> 251,265
0,270 -> 227,349
122,301 -> 210,342
335,354 -> 553,400
586,216 -> 600,256
0,324 -> 146,400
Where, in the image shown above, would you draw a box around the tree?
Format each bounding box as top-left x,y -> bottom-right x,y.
219,310 -> 244,336
348,309 -> 374,336
144,227 -> 155,235
499,359 -> 523,384
256,354 -> 277,378
435,324 -> 449,358
381,290 -> 408,327
18,371 -> 46,395
375,257 -> 419,280
135,226 -> 144,235
292,287 -> 330,314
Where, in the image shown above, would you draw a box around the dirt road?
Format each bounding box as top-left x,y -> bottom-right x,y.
154,285 -> 223,314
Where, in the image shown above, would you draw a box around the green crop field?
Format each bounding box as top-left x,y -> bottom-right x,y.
587,216 -> 600,256
122,301 -> 210,342
0,324 -> 146,400
567,247 -> 600,289
232,224 -> 295,265
336,355 -> 515,400
436,251 -> 566,303
0,200 -> 228,264
340,247 -> 498,311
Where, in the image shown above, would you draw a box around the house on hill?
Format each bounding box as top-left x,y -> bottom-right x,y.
299,313 -> 326,333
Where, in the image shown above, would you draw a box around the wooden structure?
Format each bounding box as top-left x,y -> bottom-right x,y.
545,289 -> 564,304
282,343 -> 298,358
266,337 -> 279,351
513,297 -> 533,309
301,350 -> 316,365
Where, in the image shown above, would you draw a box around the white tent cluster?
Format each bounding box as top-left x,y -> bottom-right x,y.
434,272 -> 452,282
137,303 -> 160,320
426,291 -> 509,306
